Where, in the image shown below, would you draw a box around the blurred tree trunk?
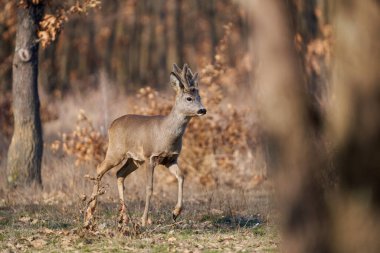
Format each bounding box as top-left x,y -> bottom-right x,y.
206,0 -> 218,61
148,1 -> 161,83
158,0 -> 168,86
330,0 -> 380,205
242,0 -> 380,252
175,0 -> 184,65
7,3 -> 44,187
43,40 -> 58,93
139,2 -> 152,83
288,0 -> 325,115
326,1 -> 380,252
166,0 -> 177,70
103,0 -> 119,79
86,17 -> 98,77
125,2 -> 143,87
59,31 -> 70,92
298,0 -> 319,42
114,6 -> 127,88
240,1 -> 330,252
0,3 -> 15,92
0,32 -> 13,92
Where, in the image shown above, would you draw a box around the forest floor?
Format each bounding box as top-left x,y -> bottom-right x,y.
0,183 -> 278,252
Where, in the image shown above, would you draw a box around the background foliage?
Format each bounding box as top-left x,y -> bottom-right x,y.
0,0 -> 331,188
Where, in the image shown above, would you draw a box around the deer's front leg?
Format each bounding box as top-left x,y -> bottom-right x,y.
141,161 -> 155,226
84,158 -> 117,229
84,180 -> 100,228
167,163 -> 184,221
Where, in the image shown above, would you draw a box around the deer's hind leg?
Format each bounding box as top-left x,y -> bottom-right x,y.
116,158 -> 138,228
141,160 -> 156,226
165,162 -> 184,221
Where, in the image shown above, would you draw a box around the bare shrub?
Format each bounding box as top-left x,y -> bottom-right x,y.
51,110 -> 107,166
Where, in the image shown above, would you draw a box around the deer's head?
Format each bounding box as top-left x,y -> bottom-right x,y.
170,63 -> 207,117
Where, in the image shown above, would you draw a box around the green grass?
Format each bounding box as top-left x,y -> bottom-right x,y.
253,225 -> 266,236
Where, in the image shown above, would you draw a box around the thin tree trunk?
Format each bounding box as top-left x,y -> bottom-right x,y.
44,40 -> 58,93
7,3 -> 44,187
103,0 -> 119,79
0,31 -> 13,92
86,17 -> 98,78
175,0 -> 184,65
158,0 -> 168,87
206,0 -> 218,61
139,3 -> 152,82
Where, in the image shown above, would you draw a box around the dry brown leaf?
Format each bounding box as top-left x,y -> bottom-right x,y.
42,228 -> 55,234
19,216 -> 32,223
168,237 -> 177,242
30,238 -> 47,248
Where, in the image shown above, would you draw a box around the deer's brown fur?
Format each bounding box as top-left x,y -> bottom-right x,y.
84,64 -> 206,228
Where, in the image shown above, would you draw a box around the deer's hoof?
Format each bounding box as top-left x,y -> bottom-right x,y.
141,217 -> 152,227
84,213 -> 93,226
83,217 -> 96,231
118,213 -> 129,226
172,207 -> 182,221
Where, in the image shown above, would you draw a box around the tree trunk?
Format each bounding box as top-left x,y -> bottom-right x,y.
7,3 -> 44,187
326,1 -> 380,252
240,1 -> 330,252
103,0 -> 119,79
206,0 -> 218,61
175,0 -> 184,65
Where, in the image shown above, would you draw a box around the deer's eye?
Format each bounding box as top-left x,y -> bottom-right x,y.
186,97 -> 193,102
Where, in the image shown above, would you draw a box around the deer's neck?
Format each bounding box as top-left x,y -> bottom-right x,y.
162,107 -> 190,141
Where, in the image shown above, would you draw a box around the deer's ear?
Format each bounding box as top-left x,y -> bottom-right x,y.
170,72 -> 184,92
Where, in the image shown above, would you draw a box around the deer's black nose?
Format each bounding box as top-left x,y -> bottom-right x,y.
197,108 -> 207,115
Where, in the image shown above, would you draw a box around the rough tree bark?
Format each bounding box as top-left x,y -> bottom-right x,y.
7,3 -> 44,187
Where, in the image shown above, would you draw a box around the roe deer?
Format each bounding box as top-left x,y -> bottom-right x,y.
84,64 -> 206,228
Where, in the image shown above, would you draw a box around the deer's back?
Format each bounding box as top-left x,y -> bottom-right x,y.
107,114 -> 167,160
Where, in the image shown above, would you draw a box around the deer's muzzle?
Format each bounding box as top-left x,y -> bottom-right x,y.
197,108 -> 207,115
